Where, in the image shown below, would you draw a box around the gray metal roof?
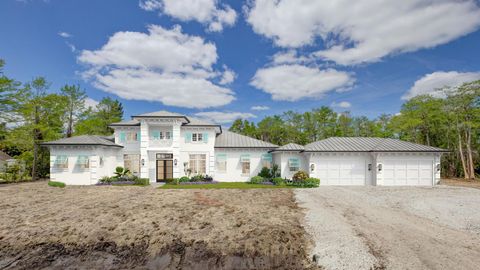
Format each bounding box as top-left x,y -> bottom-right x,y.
132,110 -> 188,119
109,119 -> 140,126
41,135 -> 123,148
304,137 -> 447,152
273,143 -> 304,151
184,116 -> 216,126
215,131 -> 278,148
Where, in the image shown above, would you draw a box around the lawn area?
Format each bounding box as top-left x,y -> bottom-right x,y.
159,182 -> 295,189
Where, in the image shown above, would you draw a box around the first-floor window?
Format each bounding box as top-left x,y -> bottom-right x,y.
261,153 -> 272,169
124,154 -> 140,174
76,155 -> 90,169
240,154 -> 250,175
189,154 -> 206,175
289,158 -> 300,172
216,154 -> 227,173
54,155 -> 68,169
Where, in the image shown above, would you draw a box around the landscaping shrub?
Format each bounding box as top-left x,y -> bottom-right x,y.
204,175 -> 213,182
190,175 -> 205,182
165,178 -> 178,184
99,176 -> 115,183
287,177 -> 320,188
114,166 -> 130,178
258,167 -> 272,179
134,178 -> 150,186
292,170 -> 309,181
249,176 -> 264,184
48,181 -> 65,188
271,177 -> 285,186
271,164 -> 281,178
179,176 -> 190,182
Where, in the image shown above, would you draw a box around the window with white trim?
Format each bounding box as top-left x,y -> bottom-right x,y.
192,133 -> 203,142
189,154 -> 206,174
240,154 -> 250,175
165,131 -> 171,139
289,158 -> 300,172
54,155 -> 68,169
216,154 -> 227,173
124,154 -> 140,174
76,155 -> 90,169
261,154 -> 272,169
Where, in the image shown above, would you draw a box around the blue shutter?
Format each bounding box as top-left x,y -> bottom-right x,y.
119,132 -> 126,143
137,131 -> 141,141
185,132 -> 192,143
203,133 -> 208,143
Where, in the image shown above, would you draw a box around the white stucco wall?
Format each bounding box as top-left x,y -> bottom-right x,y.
214,149 -> 273,182
272,152 -> 309,179
178,127 -> 217,178
49,146 -> 122,185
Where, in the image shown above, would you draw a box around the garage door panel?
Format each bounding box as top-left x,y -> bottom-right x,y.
382,159 -> 432,186
314,157 -> 367,186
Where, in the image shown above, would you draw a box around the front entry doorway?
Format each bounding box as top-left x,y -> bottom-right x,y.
156,153 -> 173,182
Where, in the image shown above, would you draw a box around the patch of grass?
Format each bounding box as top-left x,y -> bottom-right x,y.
48,181 -> 66,188
159,182 -> 296,189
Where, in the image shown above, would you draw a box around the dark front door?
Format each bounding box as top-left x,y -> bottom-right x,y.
156,160 -> 173,182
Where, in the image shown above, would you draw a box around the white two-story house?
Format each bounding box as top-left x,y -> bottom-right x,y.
43,110 -> 446,186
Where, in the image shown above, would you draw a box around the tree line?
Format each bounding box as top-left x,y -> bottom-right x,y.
0,60 -> 124,179
230,81 -> 479,180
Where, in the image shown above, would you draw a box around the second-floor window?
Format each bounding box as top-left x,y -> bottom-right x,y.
152,130 -> 172,140
192,133 -> 203,142
119,131 -> 140,142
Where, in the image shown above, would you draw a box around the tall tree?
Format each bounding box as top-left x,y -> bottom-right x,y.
0,59 -> 21,123
60,84 -> 87,137
75,97 -> 123,135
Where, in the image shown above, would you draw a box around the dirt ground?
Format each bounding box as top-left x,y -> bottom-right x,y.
0,182 -> 317,270
296,185 -> 480,270
440,178 -> 480,189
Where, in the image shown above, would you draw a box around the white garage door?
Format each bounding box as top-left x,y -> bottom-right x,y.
382,159 -> 433,186
317,158 -> 367,185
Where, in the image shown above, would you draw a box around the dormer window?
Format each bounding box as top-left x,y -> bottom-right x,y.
192,133 -> 203,142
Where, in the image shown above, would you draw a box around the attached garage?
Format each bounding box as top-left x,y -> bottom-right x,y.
304,137 -> 446,186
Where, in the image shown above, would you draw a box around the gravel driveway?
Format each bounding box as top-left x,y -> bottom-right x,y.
295,186 -> 480,270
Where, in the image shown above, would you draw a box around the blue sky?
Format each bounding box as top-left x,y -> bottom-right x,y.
1,0 -> 480,125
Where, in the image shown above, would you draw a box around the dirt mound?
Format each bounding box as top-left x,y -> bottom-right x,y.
0,182 -> 318,269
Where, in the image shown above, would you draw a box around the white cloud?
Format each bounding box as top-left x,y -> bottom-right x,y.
245,0 -> 480,65
195,111 -> 256,124
403,71 -> 480,100
58,32 -> 72,38
251,105 -> 269,111
139,0 -> 237,32
84,97 -> 99,109
331,101 -> 351,109
251,64 -> 354,101
219,65 -> 236,85
272,50 -> 311,65
78,25 -> 235,109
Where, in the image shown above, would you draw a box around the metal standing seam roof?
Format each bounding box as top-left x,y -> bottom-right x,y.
272,143 -> 305,152
304,137 -> 447,152
109,119 -> 140,126
41,135 -> 123,148
214,131 -> 278,148
131,110 -> 186,118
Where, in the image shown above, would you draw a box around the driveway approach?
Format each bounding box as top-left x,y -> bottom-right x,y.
296,186 -> 480,270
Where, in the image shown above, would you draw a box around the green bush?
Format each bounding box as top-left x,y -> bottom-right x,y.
271,164 -> 281,178
48,181 -> 66,188
249,176 -> 264,184
165,178 -> 178,184
134,178 -> 150,186
271,177 -> 285,186
258,167 -> 272,179
190,174 -> 205,182
99,176 -> 115,183
288,177 -> 320,188
292,170 -> 309,181
114,166 -> 130,178
179,176 -> 190,182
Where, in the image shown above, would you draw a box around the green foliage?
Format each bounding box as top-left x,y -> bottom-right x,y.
165,178 -> 179,185
249,176 -> 264,184
292,170 -> 309,181
190,174 -> 205,182
75,97 -> 123,136
114,166 -> 130,178
258,166 -> 272,179
99,176 -> 115,183
60,84 -> 87,137
134,178 -> 150,186
271,177 -> 285,186
179,176 -> 190,182
271,163 -> 281,178
291,178 -> 320,188
48,181 -> 66,188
